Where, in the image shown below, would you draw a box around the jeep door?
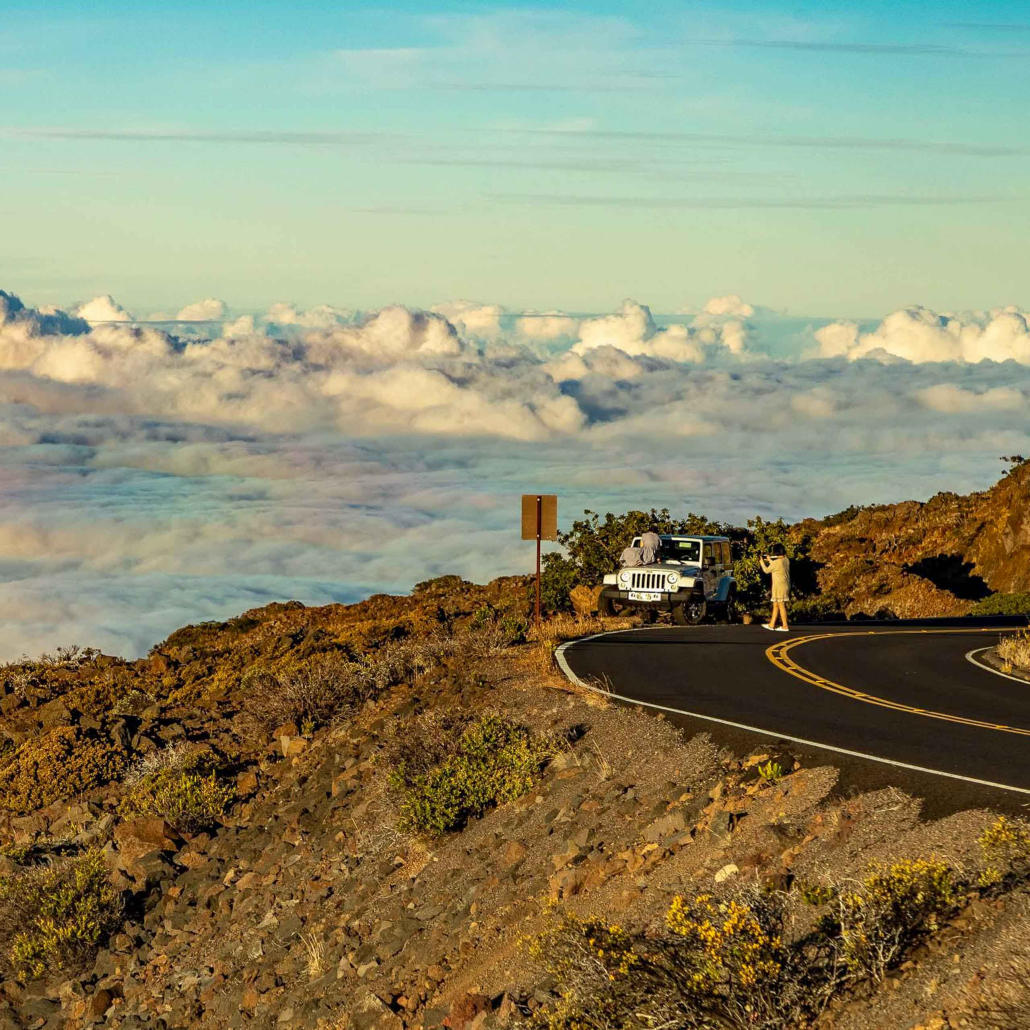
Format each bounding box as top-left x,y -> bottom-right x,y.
702,542 -> 720,599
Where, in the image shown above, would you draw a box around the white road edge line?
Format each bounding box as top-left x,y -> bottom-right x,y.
966,646 -> 1030,685
555,628 -> 1030,798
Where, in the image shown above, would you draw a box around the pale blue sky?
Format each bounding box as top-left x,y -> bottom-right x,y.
2,1 -> 1029,316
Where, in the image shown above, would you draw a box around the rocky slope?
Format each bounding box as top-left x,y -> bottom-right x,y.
799,462 -> 1030,618
2,575 -> 1030,1030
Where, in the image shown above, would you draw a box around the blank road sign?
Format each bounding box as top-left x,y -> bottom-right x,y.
521,494 -> 558,541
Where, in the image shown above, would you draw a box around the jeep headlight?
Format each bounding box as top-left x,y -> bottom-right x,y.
619,571 -> 630,585
667,572 -> 679,586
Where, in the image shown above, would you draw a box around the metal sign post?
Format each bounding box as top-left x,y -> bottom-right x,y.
521,494 -> 558,626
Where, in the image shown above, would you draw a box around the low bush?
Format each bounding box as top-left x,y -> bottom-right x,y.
381,710 -> 472,784
394,715 -> 553,834
978,815 -> 1030,886
120,746 -> 235,833
241,651 -> 372,732
0,726 -> 127,814
0,847 -> 121,980
531,889 -> 824,1030
997,629 -> 1030,673
789,595 -> 847,623
970,592 -> 1030,617
824,858 -> 956,983
532,860 -> 963,1030
499,612 -> 529,645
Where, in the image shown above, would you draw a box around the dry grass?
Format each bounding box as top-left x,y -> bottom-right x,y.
998,629 -> 1030,673
241,652 -> 373,733
299,931 -> 326,980
517,612 -> 635,698
122,740 -> 197,787
589,741 -> 615,781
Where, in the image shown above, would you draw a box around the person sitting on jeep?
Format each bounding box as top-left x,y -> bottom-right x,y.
639,531 -> 662,564
619,544 -> 644,567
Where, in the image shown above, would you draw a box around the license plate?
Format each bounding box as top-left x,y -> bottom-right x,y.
629,591 -> 663,602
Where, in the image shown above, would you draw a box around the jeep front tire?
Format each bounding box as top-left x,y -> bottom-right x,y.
673,595 -> 707,625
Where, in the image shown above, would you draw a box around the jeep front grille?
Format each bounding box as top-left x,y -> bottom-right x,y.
630,571 -> 667,591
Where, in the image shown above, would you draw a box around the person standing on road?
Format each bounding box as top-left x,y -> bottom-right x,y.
760,543 -> 791,632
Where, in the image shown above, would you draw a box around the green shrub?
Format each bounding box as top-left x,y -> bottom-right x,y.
120,748 -> 234,833
0,847 -> 120,980
757,760 -> 786,783
394,715 -> 552,834
733,517 -> 820,613
499,612 -> 529,645
970,592 -> 1030,617
471,605 -> 494,628
539,553 -> 579,614
790,595 -> 847,623
0,726 -> 127,815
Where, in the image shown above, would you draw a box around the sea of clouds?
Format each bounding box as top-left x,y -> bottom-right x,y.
2,287 -> 1028,660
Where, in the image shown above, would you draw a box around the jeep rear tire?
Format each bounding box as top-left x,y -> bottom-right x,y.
722,589 -> 739,624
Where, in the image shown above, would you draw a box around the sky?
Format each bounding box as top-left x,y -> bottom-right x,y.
1,3 -> 1029,660
2,1 -> 1029,315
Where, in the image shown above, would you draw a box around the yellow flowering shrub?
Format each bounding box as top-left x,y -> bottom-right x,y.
529,891 -> 810,1030
666,893 -> 786,992
827,858 -> 955,981
978,815 -> 1030,886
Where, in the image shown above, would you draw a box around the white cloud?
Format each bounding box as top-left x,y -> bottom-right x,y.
702,294 -> 755,318
431,300 -> 503,339
573,300 -> 706,362
515,311 -> 580,340
176,298 -> 227,321
305,306 -> 465,362
816,305 -> 1030,364
1,285 -> 1029,661
76,294 -> 134,323
265,301 -> 353,329
916,383 -> 1025,413
572,299 -> 752,362
790,387 -> 837,418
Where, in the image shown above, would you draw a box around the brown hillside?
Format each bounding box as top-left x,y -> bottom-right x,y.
3,473 -> 1030,1029
800,463 -> 1030,617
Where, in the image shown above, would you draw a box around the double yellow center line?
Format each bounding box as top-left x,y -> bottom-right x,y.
766,628 -> 1030,736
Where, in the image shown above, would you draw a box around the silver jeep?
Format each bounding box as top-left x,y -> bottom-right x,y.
598,535 -> 738,625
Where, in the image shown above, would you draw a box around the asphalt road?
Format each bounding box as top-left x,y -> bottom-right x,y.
557,619 -> 1030,811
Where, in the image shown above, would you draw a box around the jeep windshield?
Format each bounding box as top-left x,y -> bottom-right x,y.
662,539 -> 701,564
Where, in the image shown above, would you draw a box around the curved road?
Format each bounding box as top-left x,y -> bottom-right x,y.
557,620 -> 1030,798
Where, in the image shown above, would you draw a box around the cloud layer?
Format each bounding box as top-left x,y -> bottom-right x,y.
2,287 -> 1028,660
816,305 -> 1030,364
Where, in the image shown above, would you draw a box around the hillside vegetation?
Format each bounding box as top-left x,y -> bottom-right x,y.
1,471 -> 1029,1029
